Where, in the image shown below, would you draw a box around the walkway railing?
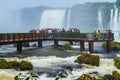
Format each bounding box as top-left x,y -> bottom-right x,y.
0,32 -> 114,43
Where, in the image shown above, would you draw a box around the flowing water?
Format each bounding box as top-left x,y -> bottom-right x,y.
0,42 -> 120,80
0,54 -> 120,80
110,5 -> 120,42
98,7 -> 103,31
40,9 -> 66,29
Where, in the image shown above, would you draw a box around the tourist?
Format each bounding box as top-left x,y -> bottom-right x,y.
97,30 -> 101,39
36,28 -> 40,33
107,29 -> 112,39
62,28 -> 65,32
93,30 -> 97,40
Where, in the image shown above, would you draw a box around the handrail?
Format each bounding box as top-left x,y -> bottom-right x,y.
0,32 -> 114,43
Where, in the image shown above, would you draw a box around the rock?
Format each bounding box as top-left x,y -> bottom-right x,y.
88,71 -> 99,77
102,74 -> 115,80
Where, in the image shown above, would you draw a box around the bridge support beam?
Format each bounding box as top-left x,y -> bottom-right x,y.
17,42 -> 22,52
89,41 -> 94,53
54,40 -> 58,48
38,40 -> 42,48
69,41 -> 73,45
106,41 -> 111,53
80,41 -> 85,52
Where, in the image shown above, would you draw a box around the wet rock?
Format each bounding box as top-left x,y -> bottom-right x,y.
61,64 -> 82,71
102,74 -> 115,80
88,71 -> 99,77
33,67 -> 66,77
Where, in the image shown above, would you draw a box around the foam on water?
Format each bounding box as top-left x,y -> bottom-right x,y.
0,55 -> 120,80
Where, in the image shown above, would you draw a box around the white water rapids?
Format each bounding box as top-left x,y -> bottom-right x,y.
0,54 -> 120,80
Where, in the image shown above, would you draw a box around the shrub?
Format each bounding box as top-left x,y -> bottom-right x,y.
0,59 -> 33,70
14,72 -> 38,80
112,70 -> 120,80
75,53 -> 100,66
102,41 -> 120,50
9,60 -> 20,68
20,60 -> 33,70
63,43 -> 73,50
114,58 -> 120,69
77,74 -> 97,80
0,59 -> 9,68
102,42 -> 106,49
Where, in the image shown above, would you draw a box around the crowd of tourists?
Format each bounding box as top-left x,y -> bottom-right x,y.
93,29 -> 112,40
29,27 -> 80,34
29,28 -> 113,40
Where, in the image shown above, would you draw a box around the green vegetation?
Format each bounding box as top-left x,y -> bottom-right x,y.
0,59 -> 9,68
63,43 -> 73,51
55,72 -> 66,80
102,41 -> 120,50
0,58 -> 33,70
14,72 -> 38,80
114,58 -> 120,69
75,53 -> 100,66
112,70 -> 120,80
9,60 -> 20,68
20,60 -> 33,70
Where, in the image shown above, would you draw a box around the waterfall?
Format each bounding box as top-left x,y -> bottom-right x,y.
110,9 -> 114,30
110,5 -> 120,42
66,8 -> 71,29
98,8 -> 103,31
40,9 -> 66,29
0,10 -> 23,33
113,5 -> 119,31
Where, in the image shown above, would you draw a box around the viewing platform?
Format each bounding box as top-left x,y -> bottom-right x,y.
0,32 -> 114,53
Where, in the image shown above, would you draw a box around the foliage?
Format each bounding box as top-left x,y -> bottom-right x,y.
102,41 -> 120,50
102,42 -> 106,49
9,60 -> 20,68
20,60 -> 33,70
102,74 -> 115,80
0,58 -> 9,68
114,58 -> 120,69
75,53 -> 100,66
55,72 -> 66,80
0,59 -> 33,70
112,70 -> 120,80
63,43 -> 73,50
77,74 -> 97,80
14,72 -> 39,80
